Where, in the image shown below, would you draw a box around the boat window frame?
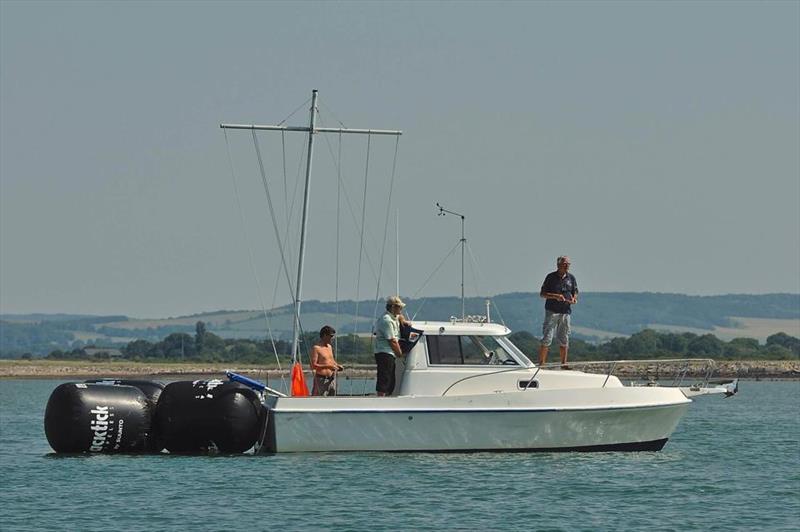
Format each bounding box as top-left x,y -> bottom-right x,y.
425,334 -> 530,367
426,335 -> 464,365
496,336 -> 534,368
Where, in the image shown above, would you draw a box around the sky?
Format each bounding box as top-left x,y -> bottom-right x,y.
1,1 -> 798,318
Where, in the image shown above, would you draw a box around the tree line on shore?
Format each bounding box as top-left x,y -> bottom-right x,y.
4,293 -> 799,357
38,321 -> 800,363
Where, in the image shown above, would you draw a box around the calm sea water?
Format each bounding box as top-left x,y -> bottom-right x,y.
1,379 -> 798,531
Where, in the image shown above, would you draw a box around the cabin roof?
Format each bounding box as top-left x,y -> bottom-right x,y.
411,321 -> 511,336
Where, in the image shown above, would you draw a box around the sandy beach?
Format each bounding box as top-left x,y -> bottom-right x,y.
1,359 -> 797,380
0,360 -> 377,380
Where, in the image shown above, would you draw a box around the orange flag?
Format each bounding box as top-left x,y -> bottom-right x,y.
291,361 -> 309,397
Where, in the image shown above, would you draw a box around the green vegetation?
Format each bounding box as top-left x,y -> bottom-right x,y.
0,321 -> 76,356
42,320 -> 800,364
490,292 -> 800,338
45,321 -> 380,365
509,330 -> 799,361
2,292 -> 798,357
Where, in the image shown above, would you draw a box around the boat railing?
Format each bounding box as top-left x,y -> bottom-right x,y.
334,364 -> 384,396
438,358 -> 721,397
527,358 -> 718,390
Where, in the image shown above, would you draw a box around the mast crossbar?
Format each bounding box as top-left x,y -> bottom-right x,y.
221,90 -> 402,379
220,123 -> 402,136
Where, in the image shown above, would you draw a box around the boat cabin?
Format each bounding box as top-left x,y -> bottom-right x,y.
395,320 -> 617,397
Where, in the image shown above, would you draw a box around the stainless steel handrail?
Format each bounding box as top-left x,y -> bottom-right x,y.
531,358 -> 718,388
473,358 -> 719,395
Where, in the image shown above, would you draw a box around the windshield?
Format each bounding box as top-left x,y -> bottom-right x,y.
497,336 -> 533,367
426,334 -> 525,366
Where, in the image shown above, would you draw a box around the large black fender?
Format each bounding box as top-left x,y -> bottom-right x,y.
44,382 -> 157,453
154,380 -> 265,454
84,379 -> 165,404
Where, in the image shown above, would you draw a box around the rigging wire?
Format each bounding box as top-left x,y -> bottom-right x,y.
318,98 -> 348,129
223,130 -> 287,392
410,239 -> 462,321
281,131 -> 289,229
251,131 -> 312,364
466,241 -> 507,327
372,136 -> 401,321
320,129 -> 381,286
352,134 -> 372,358
463,241 -> 484,303
252,130 -> 298,304
276,96 -> 312,127
335,131 -> 342,357
280,125 -> 309,286
265,127 -> 308,371
271,131 -> 307,317
396,209 -> 400,295
229,97 -> 402,381
317,111 -> 392,366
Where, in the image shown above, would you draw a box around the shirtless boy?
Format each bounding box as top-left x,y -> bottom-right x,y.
310,325 -> 343,396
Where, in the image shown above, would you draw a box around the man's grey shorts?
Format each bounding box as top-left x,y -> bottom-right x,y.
541,311 -> 571,347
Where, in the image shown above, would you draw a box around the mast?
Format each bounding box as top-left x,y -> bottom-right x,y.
221,90 -> 402,363
460,214 -> 465,319
290,90 -> 318,363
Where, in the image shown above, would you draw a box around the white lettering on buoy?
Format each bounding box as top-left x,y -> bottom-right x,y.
114,419 -> 125,449
89,406 -> 111,452
194,379 -> 224,399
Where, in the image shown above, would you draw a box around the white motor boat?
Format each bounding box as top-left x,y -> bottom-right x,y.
219,91 -> 736,454
42,91 -> 738,457
257,320 -> 735,453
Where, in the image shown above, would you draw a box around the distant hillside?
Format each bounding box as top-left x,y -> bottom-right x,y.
0,313 -> 114,323
2,292 -> 798,357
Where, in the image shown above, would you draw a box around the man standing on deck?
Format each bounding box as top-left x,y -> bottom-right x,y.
310,325 -> 343,396
374,296 -> 407,396
539,256 -> 578,368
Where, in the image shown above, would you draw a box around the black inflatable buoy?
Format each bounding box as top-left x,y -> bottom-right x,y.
84,379 -> 165,404
154,380 -> 264,454
44,383 -> 157,453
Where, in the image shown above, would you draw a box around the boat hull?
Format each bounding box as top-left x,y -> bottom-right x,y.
262,388 -> 690,453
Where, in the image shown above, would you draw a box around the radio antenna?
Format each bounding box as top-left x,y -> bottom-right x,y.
436,202 -> 466,319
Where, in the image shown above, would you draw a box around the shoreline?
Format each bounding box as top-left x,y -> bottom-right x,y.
1,359 -> 798,380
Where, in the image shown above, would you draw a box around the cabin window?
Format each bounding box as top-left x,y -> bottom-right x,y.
461,336 -> 485,365
427,336 -> 462,365
426,335 -> 518,366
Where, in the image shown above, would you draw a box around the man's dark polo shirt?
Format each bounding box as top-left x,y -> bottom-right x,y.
541,271 -> 578,314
